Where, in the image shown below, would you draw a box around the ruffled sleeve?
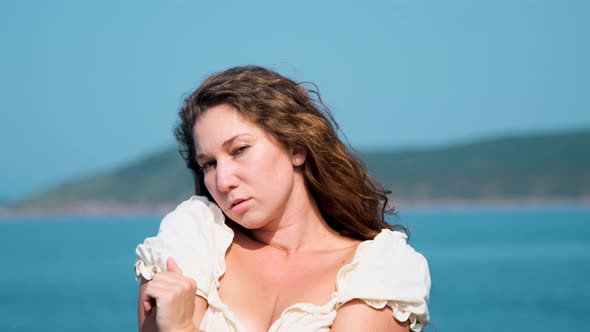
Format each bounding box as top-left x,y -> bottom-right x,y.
134,195 -> 230,299
336,229 -> 431,332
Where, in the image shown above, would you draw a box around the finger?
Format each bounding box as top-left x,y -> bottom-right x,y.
143,298 -> 154,314
142,279 -> 174,304
151,272 -> 198,298
166,257 -> 183,275
144,277 -> 192,302
140,284 -> 157,314
141,282 -> 171,314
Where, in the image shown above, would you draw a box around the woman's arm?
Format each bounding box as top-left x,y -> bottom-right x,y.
137,259 -> 209,332
331,299 -> 410,332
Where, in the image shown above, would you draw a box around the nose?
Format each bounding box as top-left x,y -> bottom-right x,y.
214,160 -> 238,192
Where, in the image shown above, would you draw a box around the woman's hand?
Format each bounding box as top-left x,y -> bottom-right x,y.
140,257 -> 198,332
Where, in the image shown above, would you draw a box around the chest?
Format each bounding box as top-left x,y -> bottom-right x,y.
217,242 -> 357,331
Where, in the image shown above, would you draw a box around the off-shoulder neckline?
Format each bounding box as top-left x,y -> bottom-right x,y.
206,220 -> 399,331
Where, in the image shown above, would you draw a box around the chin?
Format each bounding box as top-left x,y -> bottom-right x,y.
236,221 -> 268,231
231,214 -> 270,230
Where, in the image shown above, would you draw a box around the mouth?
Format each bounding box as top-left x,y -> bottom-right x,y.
229,198 -> 249,210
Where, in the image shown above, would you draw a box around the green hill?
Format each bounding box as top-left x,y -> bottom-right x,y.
12,149 -> 195,210
360,129 -> 590,201
10,128 -> 590,212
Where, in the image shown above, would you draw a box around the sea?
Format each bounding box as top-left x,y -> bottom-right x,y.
0,206 -> 589,332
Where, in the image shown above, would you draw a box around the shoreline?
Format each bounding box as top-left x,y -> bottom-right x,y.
392,197 -> 590,212
1,197 -> 590,220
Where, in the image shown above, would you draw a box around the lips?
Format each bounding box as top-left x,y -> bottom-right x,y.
229,198 -> 250,214
230,198 -> 247,208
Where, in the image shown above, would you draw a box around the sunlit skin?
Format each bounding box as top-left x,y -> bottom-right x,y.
195,104 -> 311,235
138,104 -> 409,332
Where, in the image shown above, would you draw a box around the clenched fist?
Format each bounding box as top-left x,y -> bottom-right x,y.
140,257 -> 198,332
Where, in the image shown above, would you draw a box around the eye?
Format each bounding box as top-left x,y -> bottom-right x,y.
200,160 -> 216,172
231,145 -> 249,157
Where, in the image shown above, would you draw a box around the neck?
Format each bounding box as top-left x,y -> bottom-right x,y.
246,186 -> 345,255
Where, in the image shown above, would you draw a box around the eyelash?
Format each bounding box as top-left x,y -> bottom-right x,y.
200,146 -> 249,171
232,145 -> 248,156
200,160 -> 215,171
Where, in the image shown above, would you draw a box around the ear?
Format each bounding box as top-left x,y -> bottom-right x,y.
290,146 -> 307,167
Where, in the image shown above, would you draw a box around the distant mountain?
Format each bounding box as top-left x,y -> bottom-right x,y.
9,128 -> 590,213
0,197 -> 14,207
11,149 -> 195,211
360,129 -> 590,201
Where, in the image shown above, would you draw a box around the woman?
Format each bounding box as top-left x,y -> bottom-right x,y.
135,66 -> 430,332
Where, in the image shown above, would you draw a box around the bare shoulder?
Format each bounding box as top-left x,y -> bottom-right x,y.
331,299 -> 410,332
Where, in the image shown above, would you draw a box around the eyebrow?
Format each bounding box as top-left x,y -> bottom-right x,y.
196,133 -> 251,163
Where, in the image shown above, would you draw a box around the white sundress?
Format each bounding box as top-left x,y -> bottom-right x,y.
135,196 -> 431,332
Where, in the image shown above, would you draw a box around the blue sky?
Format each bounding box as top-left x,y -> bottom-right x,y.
1,0 -> 588,200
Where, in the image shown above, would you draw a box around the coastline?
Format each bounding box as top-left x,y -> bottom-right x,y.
0,202 -> 177,220
392,197 -> 590,213
2,197 -> 589,221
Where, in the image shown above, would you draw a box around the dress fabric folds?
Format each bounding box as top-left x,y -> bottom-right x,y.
135,196 -> 431,332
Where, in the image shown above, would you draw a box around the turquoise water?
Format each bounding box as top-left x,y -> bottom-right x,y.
0,207 -> 589,331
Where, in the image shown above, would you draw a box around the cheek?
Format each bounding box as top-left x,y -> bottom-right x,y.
252,155 -> 294,192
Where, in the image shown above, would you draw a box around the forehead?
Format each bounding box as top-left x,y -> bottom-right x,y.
195,104 -> 253,130
193,104 -> 260,151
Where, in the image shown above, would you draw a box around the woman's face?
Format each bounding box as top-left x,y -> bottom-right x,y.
193,104 -> 305,229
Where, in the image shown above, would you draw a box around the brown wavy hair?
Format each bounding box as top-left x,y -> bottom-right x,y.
175,65 -> 396,240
